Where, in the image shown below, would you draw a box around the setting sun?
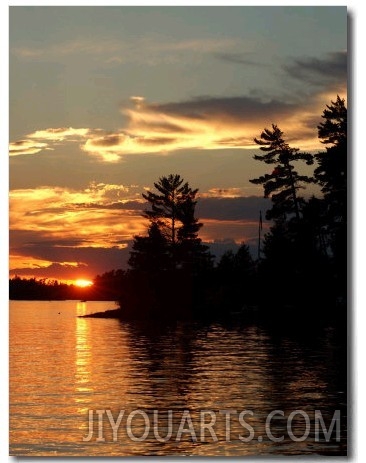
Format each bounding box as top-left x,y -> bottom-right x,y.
74,279 -> 93,288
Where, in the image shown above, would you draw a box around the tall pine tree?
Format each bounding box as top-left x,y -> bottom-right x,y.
124,174 -> 212,318
249,124 -> 314,220
314,96 -> 347,298
314,95 -> 347,225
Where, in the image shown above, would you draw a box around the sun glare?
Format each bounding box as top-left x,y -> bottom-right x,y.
74,279 -> 93,288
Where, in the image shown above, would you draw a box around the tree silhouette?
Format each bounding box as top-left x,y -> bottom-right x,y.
128,222 -> 170,273
314,96 -> 347,222
249,124 -> 313,220
317,95 -> 347,148
123,174 -> 213,318
135,174 -> 211,271
252,99 -> 347,307
142,174 -> 201,245
314,96 -> 347,298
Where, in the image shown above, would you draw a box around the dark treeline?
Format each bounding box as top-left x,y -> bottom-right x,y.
10,277 -> 95,301
9,272 -> 128,301
10,96 -> 347,325
10,277 -> 75,300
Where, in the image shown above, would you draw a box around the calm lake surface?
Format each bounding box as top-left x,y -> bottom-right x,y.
10,300 -> 347,456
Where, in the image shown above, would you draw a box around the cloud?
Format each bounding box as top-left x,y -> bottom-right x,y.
28,127 -> 90,141
7,93 -> 327,160
199,218 -> 266,246
10,246 -> 131,281
82,93 -> 326,159
9,183 -> 146,280
9,51 -> 347,160
10,187 -> 271,251
214,52 -> 266,67
197,196 -> 273,247
9,127 -> 91,156
108,93 -> 326,154
86,133 -> 125,148
10,182 -> 275,280
146,96 -> 295,121
9,184 -> 147,253
9,139 -> 50,156
283,51 -> 347,88
197,196 -> 272,221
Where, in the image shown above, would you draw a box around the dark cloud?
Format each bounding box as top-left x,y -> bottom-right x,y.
131,119 -> 190,134
137,137 -> 178,146
23,238 -> 90,247
10,229 -> 64,247
301,113 -> 324,130
89,134 -> 125,147
138,51 -> 346,130
214,52 -> 266,67
284,51 -> 347,86
11,140 -> 28,147
197,196 -> 272,221
147,96 -> 299,123
72,197 -> 272,220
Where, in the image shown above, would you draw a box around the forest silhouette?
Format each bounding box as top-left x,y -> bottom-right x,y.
10,96 -> 347,325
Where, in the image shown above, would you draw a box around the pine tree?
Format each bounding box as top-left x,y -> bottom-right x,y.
314,96 -> 347,298
317,95 -> 347,148
142,174 -> 200,245
130,174 -> 211,271
125,174 -> 213,317
249,124 -> 314,220
314,95 -> 347,222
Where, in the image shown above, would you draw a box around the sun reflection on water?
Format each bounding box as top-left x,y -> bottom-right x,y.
75,307 -> 93,413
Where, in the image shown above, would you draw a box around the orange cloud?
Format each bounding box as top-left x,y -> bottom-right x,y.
9,127 -> 91,156
81,88 -> 347,159
9,183 -> 149,280
9,184 -> 146,249
9,139 -> 50,156
9,254 -> 63,271
27,127 -> 90,141
10,86 -> 347,161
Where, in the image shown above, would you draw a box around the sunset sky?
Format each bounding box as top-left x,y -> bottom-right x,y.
9,5 -> 347,284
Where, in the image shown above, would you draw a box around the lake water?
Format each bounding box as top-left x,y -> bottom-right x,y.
10,300 -> 347,456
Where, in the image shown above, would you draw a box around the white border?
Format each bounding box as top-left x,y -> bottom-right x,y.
4,2 -> 364,462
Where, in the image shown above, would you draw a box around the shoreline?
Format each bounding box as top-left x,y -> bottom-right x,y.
78,308 -> 122,318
